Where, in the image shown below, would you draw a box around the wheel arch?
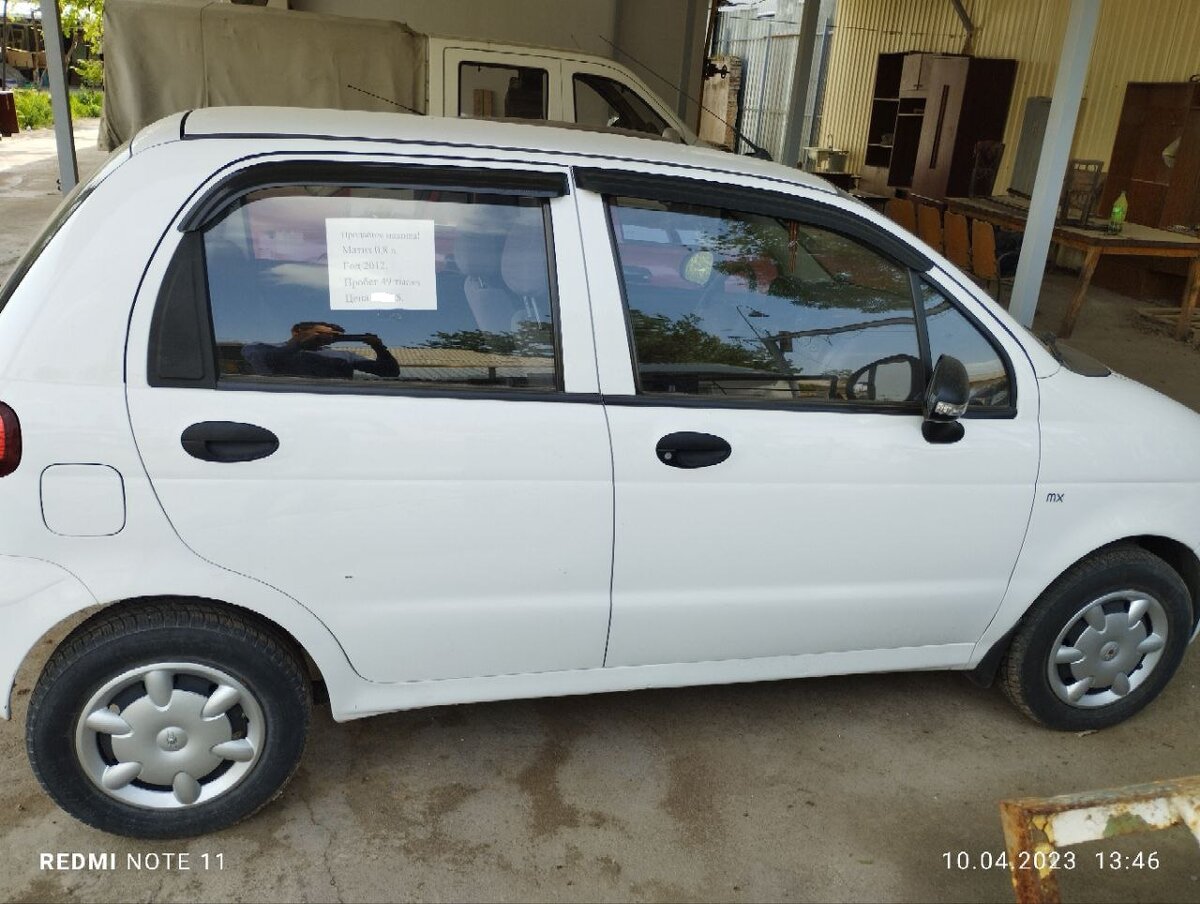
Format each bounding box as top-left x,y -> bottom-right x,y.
969,535 -> 1199,687
5,591 -> 349,721
65,595 -> 329,684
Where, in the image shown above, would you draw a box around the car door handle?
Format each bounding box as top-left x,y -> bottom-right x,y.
655,432 -> 732,469
181,421 -> 279,463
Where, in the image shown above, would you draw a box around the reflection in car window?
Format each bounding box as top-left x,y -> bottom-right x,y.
608,197 -> 923,404
203,185 -> 558,393
920,280 -> 1011,407
459,63 -> 548,120
574,74 -> 670,137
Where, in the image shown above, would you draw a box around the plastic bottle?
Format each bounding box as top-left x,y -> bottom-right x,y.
1109,190 -> 1128,234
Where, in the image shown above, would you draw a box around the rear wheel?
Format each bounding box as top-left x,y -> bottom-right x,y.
26,601 -> 311,838
1001,546 -> 1193,730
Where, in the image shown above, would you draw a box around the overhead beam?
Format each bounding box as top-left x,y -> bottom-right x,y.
948,0 -> 976,55
1008,0 -> 1101,330
39,0 -> 77,192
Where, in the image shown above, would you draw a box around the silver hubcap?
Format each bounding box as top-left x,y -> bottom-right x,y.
75,662 -> 265,809
1047,591 -> 1169,708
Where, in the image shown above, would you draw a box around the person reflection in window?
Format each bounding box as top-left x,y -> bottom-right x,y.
243,322 -> 400,380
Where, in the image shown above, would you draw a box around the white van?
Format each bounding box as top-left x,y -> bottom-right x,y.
100,0 -> 698,148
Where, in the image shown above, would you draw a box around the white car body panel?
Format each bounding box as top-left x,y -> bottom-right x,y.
123,154 -> 612,684
972,368 -> 1200,662
0,108 -> 1195,725
573,186 -> 1041,668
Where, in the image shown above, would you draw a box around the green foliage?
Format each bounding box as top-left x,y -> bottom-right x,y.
628,310 -> 773,370
63,2 -> 106,87
426,321 -> 555,358
70,88 -> 104,119
73,58 -> 105,89
12,89 -> 104,129
14,89 -> 53,130
61,1 -> 105,51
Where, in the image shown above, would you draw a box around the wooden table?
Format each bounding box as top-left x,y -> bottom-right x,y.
945,196 -> 1200,338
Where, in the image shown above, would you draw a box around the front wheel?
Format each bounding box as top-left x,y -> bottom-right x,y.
1001,546 -> 1193,730
26,601 -> 311,838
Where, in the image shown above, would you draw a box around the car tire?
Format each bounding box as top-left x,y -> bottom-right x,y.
1001,545 -> 1193,730
26,601 -> 311,838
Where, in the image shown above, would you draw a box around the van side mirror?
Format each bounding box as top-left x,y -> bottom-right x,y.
922,355 -> 970,444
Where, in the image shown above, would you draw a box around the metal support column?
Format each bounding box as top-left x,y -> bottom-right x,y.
39,0 -> 77,193
779,0 -> 822,168
677,0 -> 701,126
1008,0 -> 1100,329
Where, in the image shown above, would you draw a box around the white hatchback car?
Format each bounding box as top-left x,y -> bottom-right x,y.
3,109 -> 1199,838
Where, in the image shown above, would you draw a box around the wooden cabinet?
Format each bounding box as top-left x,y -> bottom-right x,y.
1093,82 -> 1200,301
1102,82 -> 1200,230
910,56 -> 1016,199
862,52 -> 1016,200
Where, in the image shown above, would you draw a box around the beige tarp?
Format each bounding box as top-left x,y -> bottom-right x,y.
100,0 -> 428,149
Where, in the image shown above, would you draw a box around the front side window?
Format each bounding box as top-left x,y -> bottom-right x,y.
574,74 -> 670,137
459,62 -> 548,120
919,280 -> 1012,407
202,184 -> 557,393
608,197 -> 923,404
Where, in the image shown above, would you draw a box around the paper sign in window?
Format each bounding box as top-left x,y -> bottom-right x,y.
325,218 -> 437,310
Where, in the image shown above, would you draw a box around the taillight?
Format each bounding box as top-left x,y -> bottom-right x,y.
0,403 -> 20,477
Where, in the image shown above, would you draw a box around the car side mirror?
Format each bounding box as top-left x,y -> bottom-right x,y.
922,355 -> 970,444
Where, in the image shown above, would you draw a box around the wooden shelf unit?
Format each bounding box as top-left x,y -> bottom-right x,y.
860,51 -> 1016,200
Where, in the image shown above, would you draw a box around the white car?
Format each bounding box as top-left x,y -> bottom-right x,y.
2,108 -> 1198,839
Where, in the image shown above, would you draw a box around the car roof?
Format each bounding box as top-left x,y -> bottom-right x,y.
166,106 -> 837,196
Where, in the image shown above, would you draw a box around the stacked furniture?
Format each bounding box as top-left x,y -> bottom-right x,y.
860,51 -> 1017,200
885,198 -> 1016,304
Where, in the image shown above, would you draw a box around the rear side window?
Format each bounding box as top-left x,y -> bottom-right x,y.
197,184 -> 559,393
459,62 -> 547,120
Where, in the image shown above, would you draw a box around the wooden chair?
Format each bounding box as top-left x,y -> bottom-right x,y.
971,219 -> 1019,305
884,197 -> 917,234
916,203 -> 944,252
942,211 -> 972,272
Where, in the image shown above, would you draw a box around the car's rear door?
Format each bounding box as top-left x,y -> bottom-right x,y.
126,155 -> 612,683
575,167 -> 1040,671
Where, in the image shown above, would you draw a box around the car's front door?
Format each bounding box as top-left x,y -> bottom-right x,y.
575,169 -> 1040,670
126,157 -> 612,683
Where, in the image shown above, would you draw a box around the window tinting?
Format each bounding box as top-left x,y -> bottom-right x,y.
459,62 -> 548,120
920,280 -> 1011,407
203,185 -> 558,393
609,197 -> 923,404
573,74 -> 670,137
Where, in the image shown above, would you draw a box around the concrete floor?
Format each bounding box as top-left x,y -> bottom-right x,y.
2,124 -> 1200,903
